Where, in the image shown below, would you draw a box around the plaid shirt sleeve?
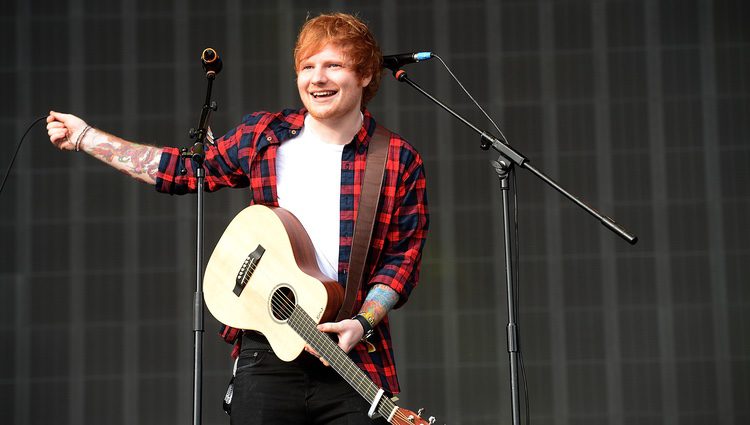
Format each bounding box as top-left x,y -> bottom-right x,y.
154,113 -> 269,194
368,142 -> 429,308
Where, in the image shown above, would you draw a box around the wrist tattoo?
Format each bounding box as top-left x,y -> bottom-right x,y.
359,284 -> 399,327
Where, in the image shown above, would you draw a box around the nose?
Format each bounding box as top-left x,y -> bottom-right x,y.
311,66 -> 328,85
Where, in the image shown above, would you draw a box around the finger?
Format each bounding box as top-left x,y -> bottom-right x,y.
304,344 -> 320,358
49,110 -> 70,122
304,344 -> 330,365
48,126 -> 67,136
49,129 -> 68,142
46,121 -> 65,131
51,134 -> 71,148
317,322 -> 340,333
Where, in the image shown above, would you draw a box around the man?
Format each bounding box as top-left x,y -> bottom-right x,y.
47,12 -> 428,424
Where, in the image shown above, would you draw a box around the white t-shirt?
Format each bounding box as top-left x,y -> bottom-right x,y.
275,115 -> 345,281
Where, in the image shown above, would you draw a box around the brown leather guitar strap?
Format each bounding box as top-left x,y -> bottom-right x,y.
335,125 -> 390,321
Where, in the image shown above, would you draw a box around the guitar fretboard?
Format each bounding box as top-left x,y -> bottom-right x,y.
287,305 -> 398,420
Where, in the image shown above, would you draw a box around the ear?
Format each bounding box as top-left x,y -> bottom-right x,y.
360,73 -> 372,88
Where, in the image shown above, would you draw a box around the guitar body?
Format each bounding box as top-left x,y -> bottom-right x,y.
203,205 -> 343,361
204,205 -> 438,424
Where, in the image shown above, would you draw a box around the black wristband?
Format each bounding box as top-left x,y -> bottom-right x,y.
353,314 -> 374,340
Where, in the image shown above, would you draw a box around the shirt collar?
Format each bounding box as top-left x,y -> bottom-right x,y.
280,108 -> 376,149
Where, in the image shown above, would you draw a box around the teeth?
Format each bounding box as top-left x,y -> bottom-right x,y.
312,91 -> 336,98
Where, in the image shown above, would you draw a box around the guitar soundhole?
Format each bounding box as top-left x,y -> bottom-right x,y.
270,286 -> 296,321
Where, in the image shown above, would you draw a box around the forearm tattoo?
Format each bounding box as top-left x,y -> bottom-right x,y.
358,284 -> 399,327
87,134 -> 161,184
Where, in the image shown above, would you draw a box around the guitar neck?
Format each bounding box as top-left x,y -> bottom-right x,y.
288,306 -> 398,421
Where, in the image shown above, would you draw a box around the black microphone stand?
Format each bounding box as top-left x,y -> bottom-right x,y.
180,50 -> 220,425
388,67 -> 637,425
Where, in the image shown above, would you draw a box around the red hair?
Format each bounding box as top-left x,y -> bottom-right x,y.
294,13 -> 383,107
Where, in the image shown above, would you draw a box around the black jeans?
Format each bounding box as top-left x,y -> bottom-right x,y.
229,334 -> 389,425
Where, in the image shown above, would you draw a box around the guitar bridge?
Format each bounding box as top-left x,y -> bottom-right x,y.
234,245 -> 265,296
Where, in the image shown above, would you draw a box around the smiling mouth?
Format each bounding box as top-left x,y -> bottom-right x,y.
311,90 -> 337,98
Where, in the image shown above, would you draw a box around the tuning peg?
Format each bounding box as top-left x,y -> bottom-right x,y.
427,416 -> 436,424
407,414 -> 415,423
417,408 -> 424,417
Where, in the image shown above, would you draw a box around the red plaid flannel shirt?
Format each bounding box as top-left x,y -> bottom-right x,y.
155,108 -> 429,394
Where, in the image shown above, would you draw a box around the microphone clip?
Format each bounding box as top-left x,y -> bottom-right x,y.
181,48 -> 221,171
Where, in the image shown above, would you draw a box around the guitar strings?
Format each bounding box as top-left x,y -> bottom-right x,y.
270,294 -> 409,423
268,289 -> 410,423
269,292 -> 368,381
269,293 -> 384,403
237,256 -> 412,423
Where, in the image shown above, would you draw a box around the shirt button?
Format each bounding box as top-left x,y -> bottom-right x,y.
290,130 -> 297,135
266,136 -> 272,141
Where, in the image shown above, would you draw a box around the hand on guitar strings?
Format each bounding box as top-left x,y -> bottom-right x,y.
304,318 -> 366,366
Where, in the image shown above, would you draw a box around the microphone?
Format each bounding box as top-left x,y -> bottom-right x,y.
382,52 -> 433,70
201,48 -> 223,76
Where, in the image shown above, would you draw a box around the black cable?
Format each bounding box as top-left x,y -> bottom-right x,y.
512,172 -> 530,425
433,54 -> 531,425
0,116 -> 48,196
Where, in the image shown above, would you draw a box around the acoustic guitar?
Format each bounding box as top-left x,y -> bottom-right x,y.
203,205 -> 438,424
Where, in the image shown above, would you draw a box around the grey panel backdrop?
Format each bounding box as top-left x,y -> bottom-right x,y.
1,0 -> 748,424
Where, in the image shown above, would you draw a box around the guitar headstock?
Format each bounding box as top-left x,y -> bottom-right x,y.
391,407 -> 439,425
